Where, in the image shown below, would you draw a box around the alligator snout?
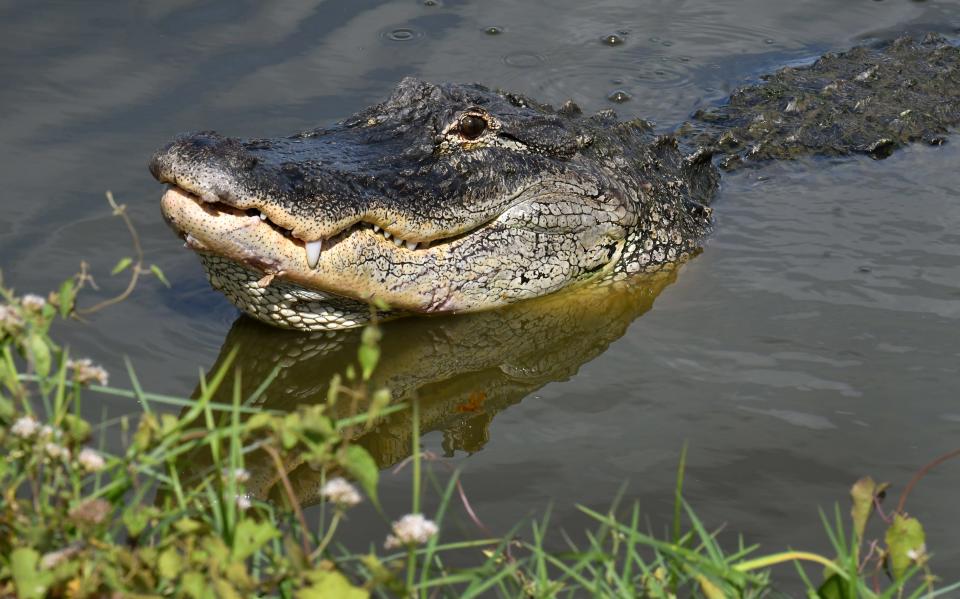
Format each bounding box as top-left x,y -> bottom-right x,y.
149,131 -> 260,206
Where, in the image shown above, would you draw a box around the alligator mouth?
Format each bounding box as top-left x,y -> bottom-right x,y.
159,184 -> 501,313
161,184 -> 468,261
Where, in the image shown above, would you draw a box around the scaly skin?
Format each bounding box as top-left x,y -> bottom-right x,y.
151,34 -> 960,331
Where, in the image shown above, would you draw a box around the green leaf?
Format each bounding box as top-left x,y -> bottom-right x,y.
357,344 -> 380,381
695,575 -> 726,599
297,570 -> 369,599
57,279 -> 76,318
24,333 -> 51,377
158,548 -> 182,580
160,413 -> 180,436
182,571 -> 216,599
885,514 -> 926,581
343,444 -> 379,506
366,388 -> 391,424
850,476 -> 876,542
10,548 -> 55,599
816,574 -> 850,599
245,413 -> 275,432
174,517 -> 203,534
133,413 -> 158,451
231,519 -> 279,561
213,579 -> 244,599
123,505 -> 153,537
111,257 -> 133,276
61,413 -> 91,443
150,264 -> 171,287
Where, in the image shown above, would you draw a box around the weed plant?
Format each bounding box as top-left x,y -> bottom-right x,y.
0,195 -> 956,597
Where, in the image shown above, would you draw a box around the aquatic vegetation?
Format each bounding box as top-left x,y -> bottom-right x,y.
0,198 -> 956,597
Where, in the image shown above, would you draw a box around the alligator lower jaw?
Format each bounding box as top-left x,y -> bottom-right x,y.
159,185 -> 480,319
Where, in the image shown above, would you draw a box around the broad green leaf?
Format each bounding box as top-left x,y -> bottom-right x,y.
182,571 -> 216,599
213,579 -> 244,599
133,413 -> 158,451
158,548 -> 182,580
160,413 -> 179,436
10,548 -> 54,599
231,519 -> 280,561
885,514 -> 926,581
173,517 -> 203,534
111,257 -> 133,276
816,574 -> 850,599
297,570 -> 369,599
343,444 -> 379,506
123,505 -> 152,537
24,333 -> 51,377
61,413 -> 91,443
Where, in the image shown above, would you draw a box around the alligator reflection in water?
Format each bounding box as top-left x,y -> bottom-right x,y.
194,271 -> 677,505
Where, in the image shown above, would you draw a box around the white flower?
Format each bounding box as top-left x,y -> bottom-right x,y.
78,448 -> 106,472
384,514 -> 439,549
222,467 -> 251,484
21,294 -> 47,312
40,543 -> 83,570
320,477 -> 362,508
0,304 -> 22,331
45,442 -> 71,461
907,544 -> 927,561
66,358 -> 109,386
11,416 -> 40,438
39,424 -> 56,439
236,494 -> 253,511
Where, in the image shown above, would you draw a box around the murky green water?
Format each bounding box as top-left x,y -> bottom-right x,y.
3,0 -> 960,586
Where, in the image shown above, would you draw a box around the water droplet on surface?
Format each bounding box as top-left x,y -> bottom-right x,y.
503,52 -> 545,68
607,90 -> 631,103
603,34 -> 625,46
611,77 -> 624,85
649,36 -> 660,43
385,28 -> 420,42
764,38 -> 775,44
485,26 -> 503,35
661,40 -> 673,47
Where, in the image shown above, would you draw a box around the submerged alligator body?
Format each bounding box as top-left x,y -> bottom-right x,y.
151,34 -> 960,331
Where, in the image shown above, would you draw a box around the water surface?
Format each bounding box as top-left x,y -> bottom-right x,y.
2,0 -> 959,586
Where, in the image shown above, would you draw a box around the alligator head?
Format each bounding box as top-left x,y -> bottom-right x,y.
151,77 -> 716,330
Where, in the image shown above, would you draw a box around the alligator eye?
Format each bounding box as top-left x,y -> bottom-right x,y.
458,115 -> 487,140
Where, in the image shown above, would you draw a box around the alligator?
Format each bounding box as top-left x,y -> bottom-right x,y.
150,34 -> 960,331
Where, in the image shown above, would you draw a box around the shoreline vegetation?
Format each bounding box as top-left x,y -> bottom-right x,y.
0,195 -> 956,597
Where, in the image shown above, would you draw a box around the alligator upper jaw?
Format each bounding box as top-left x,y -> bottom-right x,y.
159,185 -> 485,313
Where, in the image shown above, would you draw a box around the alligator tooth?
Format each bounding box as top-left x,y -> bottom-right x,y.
393,237 -> 403,247
404,240 -> 417,250
259,213 -> 268,221
383,231 -> 392,240
305,240 -> 323,268
373,225 -> 381,233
